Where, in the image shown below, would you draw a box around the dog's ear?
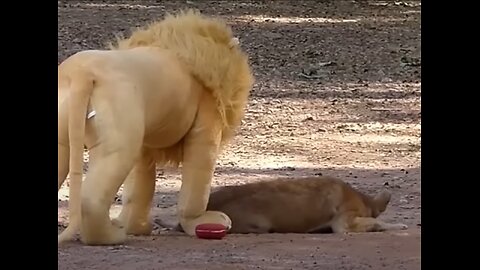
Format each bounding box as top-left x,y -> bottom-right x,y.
373,190 -> 391,215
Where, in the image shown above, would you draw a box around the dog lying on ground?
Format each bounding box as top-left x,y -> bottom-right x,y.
177,176 -> 408,234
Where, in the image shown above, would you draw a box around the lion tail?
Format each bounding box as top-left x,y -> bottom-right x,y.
58,69 -> 94,244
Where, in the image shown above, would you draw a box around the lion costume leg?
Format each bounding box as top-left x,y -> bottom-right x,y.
177,95 -> 232,235
58,142 -> 82,244
113,149 -> 156,235
79,92 -> 145,245
58,99 -> 82,243
58,143 -> 69,191
80,139 -> 143,244
58,103 -> 70,191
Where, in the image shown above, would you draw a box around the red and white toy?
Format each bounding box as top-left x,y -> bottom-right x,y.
195,223 -> 228,240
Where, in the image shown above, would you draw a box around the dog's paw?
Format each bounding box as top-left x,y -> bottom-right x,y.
391,223 -> 409,230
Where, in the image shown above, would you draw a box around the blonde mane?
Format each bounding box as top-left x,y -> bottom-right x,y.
110,9 -> 254,145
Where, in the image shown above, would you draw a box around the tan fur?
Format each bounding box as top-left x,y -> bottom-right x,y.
58,10 -> 254,245
188,176 -> 408,234
110,9 -> 253,147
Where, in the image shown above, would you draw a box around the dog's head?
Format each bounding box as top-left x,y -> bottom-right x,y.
370,190 -> 391,217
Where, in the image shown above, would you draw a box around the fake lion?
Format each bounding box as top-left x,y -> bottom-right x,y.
58,10 -> 254,245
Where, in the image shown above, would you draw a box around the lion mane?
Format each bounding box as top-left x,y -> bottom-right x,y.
110,9 -> 254,150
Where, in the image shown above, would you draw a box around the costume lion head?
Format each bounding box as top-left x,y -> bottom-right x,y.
110,9 -> 255,145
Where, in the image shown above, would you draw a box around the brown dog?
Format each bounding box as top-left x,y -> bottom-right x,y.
176,176 -> 408,234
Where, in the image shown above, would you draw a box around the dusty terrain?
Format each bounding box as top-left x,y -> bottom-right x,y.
58,1 -> 421,269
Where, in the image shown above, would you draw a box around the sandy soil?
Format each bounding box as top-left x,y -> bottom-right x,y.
58,1 -> 421,269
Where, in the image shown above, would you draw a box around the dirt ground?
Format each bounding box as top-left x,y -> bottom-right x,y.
58,1 -> 421,269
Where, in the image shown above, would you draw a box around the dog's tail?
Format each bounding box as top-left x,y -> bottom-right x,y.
58,68 -> 95,244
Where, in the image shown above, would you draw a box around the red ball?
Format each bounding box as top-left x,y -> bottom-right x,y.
195,223 -> 228,240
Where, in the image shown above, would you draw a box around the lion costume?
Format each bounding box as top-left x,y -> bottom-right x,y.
58,10 -> 254,245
